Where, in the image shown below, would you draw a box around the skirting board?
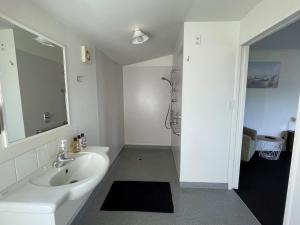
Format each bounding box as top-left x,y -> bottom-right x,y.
180,182 -> 228,190
123,145 -> 171,150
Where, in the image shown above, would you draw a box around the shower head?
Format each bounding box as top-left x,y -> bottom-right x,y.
161,77 -> 173,86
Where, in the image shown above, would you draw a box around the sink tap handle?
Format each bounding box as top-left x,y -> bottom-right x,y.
57,151 -> 75,161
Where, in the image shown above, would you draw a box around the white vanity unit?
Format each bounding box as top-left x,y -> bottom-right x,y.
0,147 -> 110,225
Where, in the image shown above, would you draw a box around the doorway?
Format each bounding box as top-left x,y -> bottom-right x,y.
232,17 -> 300,225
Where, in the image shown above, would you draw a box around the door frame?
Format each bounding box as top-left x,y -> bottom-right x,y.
229,11 -> 300,225
227,45 -> 249,189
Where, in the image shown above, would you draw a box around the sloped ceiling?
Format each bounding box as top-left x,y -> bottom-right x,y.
29,0 -> 261,65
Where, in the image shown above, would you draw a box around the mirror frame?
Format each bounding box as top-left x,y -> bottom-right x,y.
0,13 -> 70,149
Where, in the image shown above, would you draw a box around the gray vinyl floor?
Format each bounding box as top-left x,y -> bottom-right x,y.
71,148 -> 260,225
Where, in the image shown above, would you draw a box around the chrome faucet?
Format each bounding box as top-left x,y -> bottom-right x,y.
53,151 -> 75,168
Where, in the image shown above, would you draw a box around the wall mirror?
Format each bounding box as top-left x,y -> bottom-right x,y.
0,16 -> 69,146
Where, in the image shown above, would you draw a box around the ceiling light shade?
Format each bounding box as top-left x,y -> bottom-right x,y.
131,28 -> 149,45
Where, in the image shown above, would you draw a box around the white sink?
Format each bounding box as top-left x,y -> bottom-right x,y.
30,149 -> 110,200
0,146 -> 110,225
50,153 -> 103,186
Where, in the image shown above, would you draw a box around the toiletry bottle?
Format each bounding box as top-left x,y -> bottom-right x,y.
59,139 -> 69,156
76,135 -> 81,152
71,137 -> 79,153
59,139 -> 68,152
80,133 -> 87,149
77,135 -> 82,151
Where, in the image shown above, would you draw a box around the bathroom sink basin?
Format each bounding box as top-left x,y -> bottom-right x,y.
50,153 -> 105,186
0,146 -> 109,218
30,149 -> 109,200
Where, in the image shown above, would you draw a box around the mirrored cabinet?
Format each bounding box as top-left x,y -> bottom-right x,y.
0,17 -> 69,146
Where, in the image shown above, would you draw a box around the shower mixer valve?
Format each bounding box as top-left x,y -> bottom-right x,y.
172,112 -> 181,120
170,121 -> 178,125
171,111 -> 181,125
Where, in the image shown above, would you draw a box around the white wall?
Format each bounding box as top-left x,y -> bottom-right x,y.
171,30 -> 183,178
180,22 -> 240,184
126,55 -> 174,67
123,55 -> 173,146
96,49 -> 124,163
244,49 -> 300,137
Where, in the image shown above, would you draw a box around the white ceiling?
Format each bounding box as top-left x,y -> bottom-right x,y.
252,19 -> 300,50
29,0 -> 261,65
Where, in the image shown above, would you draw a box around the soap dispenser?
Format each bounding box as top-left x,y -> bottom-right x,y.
59,139 -> 70,157
59,139 -> 68,152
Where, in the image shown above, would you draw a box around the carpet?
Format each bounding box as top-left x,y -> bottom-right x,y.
236,151 -> 292,225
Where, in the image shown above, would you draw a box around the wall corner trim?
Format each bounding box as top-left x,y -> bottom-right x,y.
180,182 -> 228,190
123,144 -> 171,150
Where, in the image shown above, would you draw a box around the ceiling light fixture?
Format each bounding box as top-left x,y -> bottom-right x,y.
131,28 -> 149,45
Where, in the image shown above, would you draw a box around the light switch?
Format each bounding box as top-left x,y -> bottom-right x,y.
195,34 -> 201,45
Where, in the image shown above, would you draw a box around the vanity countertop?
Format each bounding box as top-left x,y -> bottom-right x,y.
0,183 -> 69,213
0,146 -> 109,214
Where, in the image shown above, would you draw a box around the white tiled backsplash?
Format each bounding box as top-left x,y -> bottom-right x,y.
0,160 -> 16,192
0,138 -> 61,193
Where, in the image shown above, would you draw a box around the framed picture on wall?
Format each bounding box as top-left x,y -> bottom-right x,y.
247,61 -> 281,88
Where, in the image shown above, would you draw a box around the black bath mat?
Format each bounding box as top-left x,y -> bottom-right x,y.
101,181 -> 174,213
